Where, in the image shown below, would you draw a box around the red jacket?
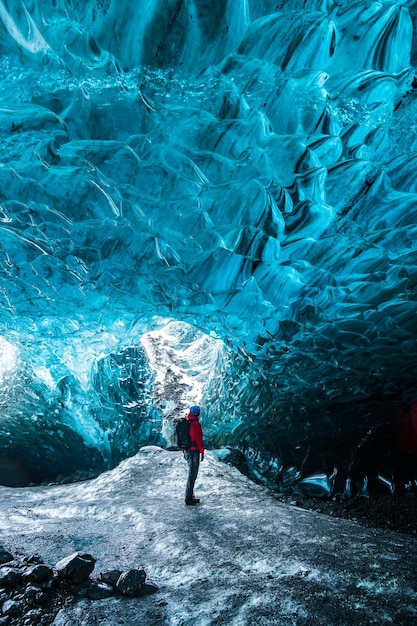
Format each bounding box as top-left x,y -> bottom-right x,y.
187,413 -> 204,454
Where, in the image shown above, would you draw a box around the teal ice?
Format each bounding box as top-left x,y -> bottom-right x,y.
0,0 -> 417,494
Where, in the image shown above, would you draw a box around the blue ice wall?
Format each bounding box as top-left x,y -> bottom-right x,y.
1,0 -> 417,492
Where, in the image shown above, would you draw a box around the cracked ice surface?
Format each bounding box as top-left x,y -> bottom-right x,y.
1,1 -> 417,492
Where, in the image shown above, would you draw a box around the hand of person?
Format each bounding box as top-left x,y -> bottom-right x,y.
200,453 -> 204,462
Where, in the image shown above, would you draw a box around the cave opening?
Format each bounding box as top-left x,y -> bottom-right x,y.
0,319 -> 227,488
1,320 -> 417,497
140,318 -> 224,447
0,337 -> 17,380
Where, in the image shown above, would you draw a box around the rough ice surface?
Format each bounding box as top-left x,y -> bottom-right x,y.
1,1 -> 417,492
1,448 -> 416,625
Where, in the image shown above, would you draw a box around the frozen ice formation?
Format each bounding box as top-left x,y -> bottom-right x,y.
1,0 -> 417,493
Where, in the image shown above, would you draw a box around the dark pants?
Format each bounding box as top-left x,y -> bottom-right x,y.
185,450 -> 200,501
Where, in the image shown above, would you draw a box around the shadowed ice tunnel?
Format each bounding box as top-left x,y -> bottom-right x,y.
1,0 -> 417,494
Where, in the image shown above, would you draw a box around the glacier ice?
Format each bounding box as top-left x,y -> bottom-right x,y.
1,448 -> 417,625
1,0 -> 417,493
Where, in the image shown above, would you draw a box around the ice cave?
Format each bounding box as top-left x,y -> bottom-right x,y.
1,0 -> 417,499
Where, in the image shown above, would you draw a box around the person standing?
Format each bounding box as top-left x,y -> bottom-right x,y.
184,405 -> 204,505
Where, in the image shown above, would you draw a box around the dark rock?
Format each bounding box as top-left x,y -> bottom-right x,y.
0,568 -> 22,587
34,591 -> 47,606
55,553 -> 96,584
0,548 -> 13,566
2,599 -> 22,616
40,573 -> 58,591
99,569 -> 123,587
23,555 -> 43,565
22,564 -> 53,584
79,581 -> 114,600
115,569 -> 147,597
137,583 -> 158,596
22,608 -> 42,623
22,584 -> 41,601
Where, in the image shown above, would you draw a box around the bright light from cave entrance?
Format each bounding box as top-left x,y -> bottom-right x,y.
0,336 -> 18,382
141,319 -> 223,418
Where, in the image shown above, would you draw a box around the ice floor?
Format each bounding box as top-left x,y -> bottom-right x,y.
1,447 -> 416,625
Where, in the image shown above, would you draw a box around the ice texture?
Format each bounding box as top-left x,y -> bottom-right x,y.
1,1 -> 417,491
1,448 -> 416,625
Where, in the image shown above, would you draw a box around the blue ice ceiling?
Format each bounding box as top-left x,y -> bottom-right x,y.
1,0 -> 417,492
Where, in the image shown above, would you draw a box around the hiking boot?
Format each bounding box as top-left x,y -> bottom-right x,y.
185,498 -> 200,505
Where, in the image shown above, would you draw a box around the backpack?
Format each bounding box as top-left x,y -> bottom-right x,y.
175,418 -> 194,450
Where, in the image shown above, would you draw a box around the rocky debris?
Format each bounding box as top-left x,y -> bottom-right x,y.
0,549 -> 13,566
2,599 -> 22,617
0,568 -> 22,587
115,569 -> 147,597
98,568 -> 157,597
78,581 -> 114,600
55,553 -> 95,584
22,564 -> 54,585
0,545 -> 158,625
99,569 -> 123,586
275,492 -> 417,535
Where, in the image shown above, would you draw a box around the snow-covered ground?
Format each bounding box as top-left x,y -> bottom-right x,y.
1,447 -> 416,625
